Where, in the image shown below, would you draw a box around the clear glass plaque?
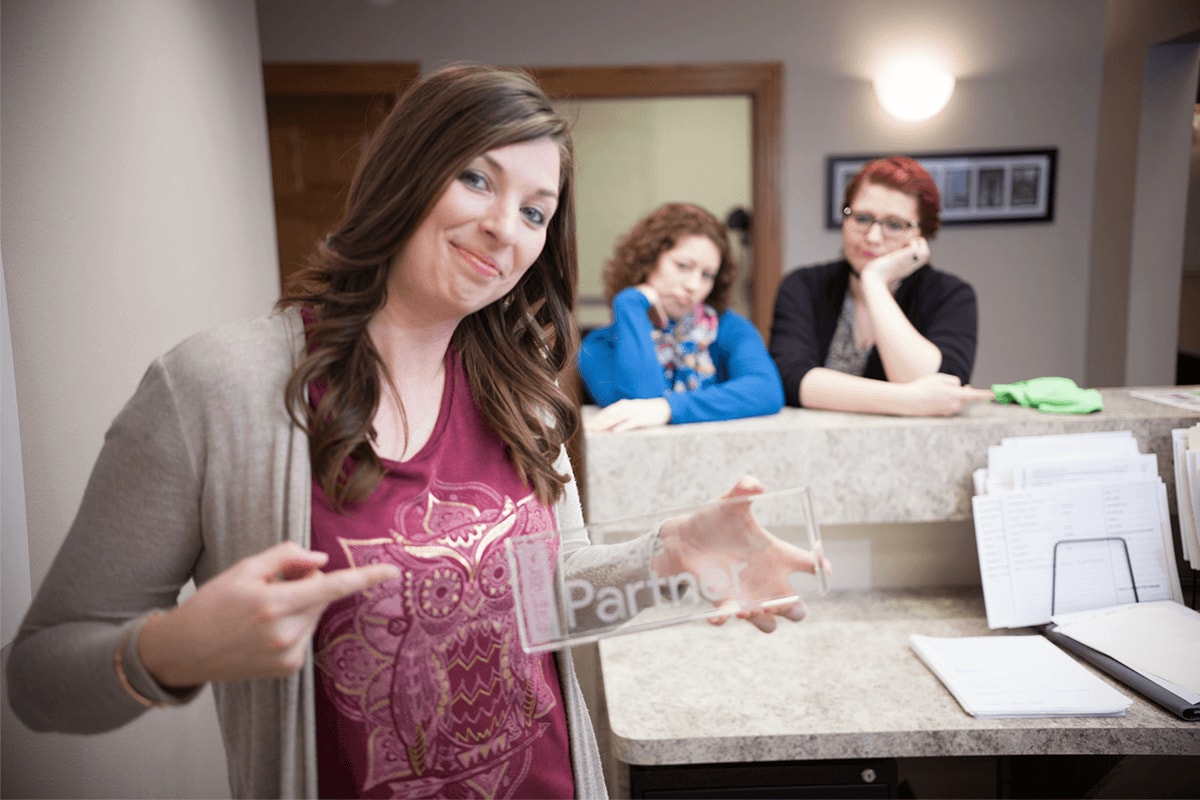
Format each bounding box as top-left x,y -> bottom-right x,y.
506,486 -> 827,653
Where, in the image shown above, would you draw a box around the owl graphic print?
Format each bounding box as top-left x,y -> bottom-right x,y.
310,352 -> 574,799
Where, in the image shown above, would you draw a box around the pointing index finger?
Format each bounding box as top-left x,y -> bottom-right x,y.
279,562 -> 401,611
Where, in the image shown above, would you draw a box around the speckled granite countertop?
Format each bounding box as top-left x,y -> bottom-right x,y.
582,387 -> 1200,526
598,588 -> 1200,766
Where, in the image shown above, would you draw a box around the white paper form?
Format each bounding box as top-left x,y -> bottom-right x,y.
909,633 -> 1131,718
971,493 -> 1015,628
1186,426 -> 1200,570
1171,429 -> 1199,567
1012,453 -> 1158,491
1050,601 -> 1200,701
985,431 -> 1138,495
1188,448 -> 1200,570
973,468 -> 988,496
973,479 -> 1181,628
1129,388 -> 1200,413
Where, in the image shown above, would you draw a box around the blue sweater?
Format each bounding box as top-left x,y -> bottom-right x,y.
579,287 -> 784,424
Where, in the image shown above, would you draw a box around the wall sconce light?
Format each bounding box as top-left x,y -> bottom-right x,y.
873,62 -> 956,122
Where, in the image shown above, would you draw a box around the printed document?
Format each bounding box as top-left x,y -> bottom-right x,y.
1172,426 -> 1200,570
1129,388 -> 1200,413
909,633 -> 1131,718
972,478 -> 1180,628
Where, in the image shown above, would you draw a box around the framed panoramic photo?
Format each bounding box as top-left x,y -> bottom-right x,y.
825,148 -> 1058,228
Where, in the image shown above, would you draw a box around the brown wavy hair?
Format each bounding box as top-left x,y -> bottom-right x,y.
277,63 -> 579,509
602,203 -> 737,313
842,155 -> 941,239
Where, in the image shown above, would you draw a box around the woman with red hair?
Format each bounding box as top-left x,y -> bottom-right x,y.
769,156 -> 992,416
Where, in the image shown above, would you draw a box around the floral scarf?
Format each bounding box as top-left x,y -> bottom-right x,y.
651,304 -> 720,393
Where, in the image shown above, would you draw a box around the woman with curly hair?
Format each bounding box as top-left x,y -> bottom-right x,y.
579,202 -> 784,431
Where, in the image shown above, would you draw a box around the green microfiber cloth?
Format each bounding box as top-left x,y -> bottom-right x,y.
990,377 -> 1103,414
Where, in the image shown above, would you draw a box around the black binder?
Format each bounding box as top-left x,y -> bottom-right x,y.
1044,537 -> 1199,721
1042,623 -> 1199,721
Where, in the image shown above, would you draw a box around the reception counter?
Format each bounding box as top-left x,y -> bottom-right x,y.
579,387 -> 1199,797
597,589 -> 1200,798
581,387 -> 1199,528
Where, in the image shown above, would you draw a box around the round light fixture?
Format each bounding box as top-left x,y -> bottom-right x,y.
873,65 -> 955,122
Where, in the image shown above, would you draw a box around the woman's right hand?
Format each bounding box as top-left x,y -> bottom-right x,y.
586,396 -> 672,432
138,541 -> 399,689
900,373 -> 994,416
635,284 -> 669,329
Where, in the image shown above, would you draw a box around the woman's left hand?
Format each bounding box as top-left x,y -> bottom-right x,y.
653,476 -> 831,633
586,397 -> 672,432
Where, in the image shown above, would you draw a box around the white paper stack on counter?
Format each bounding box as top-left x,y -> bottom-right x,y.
969,430 -> 1182,629
909,633 -> 1132,718
1170,424 -> 1200,572
937,429 -> 1200,721
1129,387 -> 1200,413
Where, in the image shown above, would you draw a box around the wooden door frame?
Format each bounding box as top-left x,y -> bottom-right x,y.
262,62 -> 421,287
527,62 -> 783,336
262,61 -> 420,96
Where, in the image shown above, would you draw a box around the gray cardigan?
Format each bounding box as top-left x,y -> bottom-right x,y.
8,307 -> 629,798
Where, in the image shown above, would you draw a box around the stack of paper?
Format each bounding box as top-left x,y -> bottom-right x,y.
970,431 -> 1183,629
909,633 -> 1132,718
1171,424 -> 1200,571
973,429 -> 1156,496
1129,388 -> 1200,413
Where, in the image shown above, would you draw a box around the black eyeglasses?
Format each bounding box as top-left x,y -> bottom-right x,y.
842,207 -> 919,239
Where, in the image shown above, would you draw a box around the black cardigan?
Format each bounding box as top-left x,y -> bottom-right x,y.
768,259 -> 978,407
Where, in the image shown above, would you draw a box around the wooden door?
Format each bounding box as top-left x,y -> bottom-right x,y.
263,63 -> 420,291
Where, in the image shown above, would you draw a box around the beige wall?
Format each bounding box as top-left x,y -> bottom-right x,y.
1,0 -> 277,796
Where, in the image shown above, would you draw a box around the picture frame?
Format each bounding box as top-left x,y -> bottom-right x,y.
825,148 -> 1058,228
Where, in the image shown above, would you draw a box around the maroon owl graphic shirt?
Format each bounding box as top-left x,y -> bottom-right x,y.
309,349 -> 574,799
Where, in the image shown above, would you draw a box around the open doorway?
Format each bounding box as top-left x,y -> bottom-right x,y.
562,95 -> 753,332
1179,90 -> 1200,384
528,63 -> 782,337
